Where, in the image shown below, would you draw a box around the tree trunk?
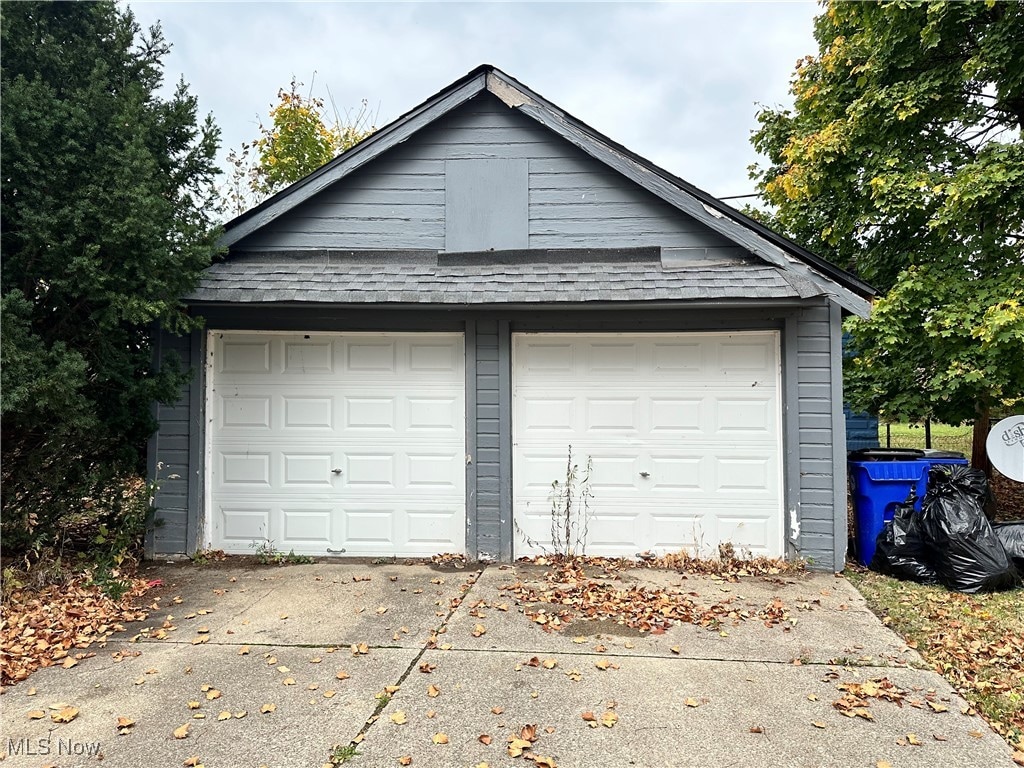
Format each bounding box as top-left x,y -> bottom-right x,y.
971,401 -> 991,476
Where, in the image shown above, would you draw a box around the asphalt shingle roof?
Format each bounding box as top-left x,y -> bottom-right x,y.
187,249 -> 825,305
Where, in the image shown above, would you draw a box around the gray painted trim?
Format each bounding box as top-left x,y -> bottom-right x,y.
464,319 -> 479,560
782,315 -> 802,560
514,102 -> 871,318
829,301 -> 848,571
221,75 -> 488,247
144,325 -> 161,558
186,329 -> 205,554
497,319 -> 513,562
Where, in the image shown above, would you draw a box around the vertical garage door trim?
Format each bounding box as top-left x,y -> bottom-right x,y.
512,332 -> 784,558
205,331 -> 466,557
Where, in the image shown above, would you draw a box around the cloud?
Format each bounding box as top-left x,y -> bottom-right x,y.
127,0 -> 817,197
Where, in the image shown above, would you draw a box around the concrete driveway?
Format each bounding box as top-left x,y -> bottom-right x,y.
2,561 -> 1016,768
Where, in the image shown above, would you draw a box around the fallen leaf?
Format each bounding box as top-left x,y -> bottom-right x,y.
390,711 -> 407,725
478,734 -> 492,745
217,711 -> 231,721
51,706 -> 79,723
238,646 -> 250,655
187,700 -> 201,710
927,701 -> 948,713
581,711 -> 597,721
601,711 -> 619,728
27,710 -> 45,719
427,684 -> 440,698
472,624 -> 487,637
234,711 -> 247,719
670,646 -> 681,655
520,724 -> 537,742
491,706 -> 504,715
749,725 -> 764,734
351,643 -> 370,656
398,758 -> 412,766
684,697 -> 700,708
907,734 -> 922,746
277,665 -> 290,673
183,757 -> 202,767
419,662 -> 436,674
205,689 -> 222,700
432,733 -> 449,745
173,723 -> 190,739
260,703 -> 276,714
542,659 -> 558,669
811,721 -> 826,729
336,670 -> 350,680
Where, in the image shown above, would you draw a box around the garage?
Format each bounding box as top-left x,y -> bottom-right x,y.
207,332 -> 465,556
513,332 -> 783,558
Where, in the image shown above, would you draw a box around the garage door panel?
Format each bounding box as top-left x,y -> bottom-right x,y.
344,396 -> 396,430
219,395 -> 271,429
513,332 -> 782,558
283,396 -> 334,429
210,332 -> 465,556
283,339 -> 334,374
219,506 -> 272,543
219,452 -> 271,487
280,507 -> 333,546
219,339 -> 271,374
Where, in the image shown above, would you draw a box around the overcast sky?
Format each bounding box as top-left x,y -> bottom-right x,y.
127,1 -> 819,200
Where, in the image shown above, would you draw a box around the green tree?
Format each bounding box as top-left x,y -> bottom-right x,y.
750,0 -> 1024,465
224,78 -> 375,216
1,1 -> 221,552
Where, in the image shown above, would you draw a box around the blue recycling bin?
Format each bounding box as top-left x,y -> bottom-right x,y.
848,449 -> 969,566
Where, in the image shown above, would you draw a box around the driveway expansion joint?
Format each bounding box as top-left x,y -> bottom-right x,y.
336,566 -> 486,753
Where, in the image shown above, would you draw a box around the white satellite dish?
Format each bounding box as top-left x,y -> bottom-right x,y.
987,415 -> 1024,482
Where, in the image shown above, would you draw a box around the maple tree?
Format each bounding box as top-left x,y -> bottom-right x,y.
223,78 -> 375,216
750,0 -> 1024,464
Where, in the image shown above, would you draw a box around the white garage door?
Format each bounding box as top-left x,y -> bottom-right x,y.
513,332 -> 782,558
208,332 -> 465,556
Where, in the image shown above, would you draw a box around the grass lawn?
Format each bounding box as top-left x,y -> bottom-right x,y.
878,421 -> 973,454
847,568 -> 1024,751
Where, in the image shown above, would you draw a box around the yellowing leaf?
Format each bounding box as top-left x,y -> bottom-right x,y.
601,710 -> 619,728
187,700 -> 201,710
472,624 -> 487,637
542,659 -> 557,669
595,659 -> 611,671
234,711 -> 248,719
390,711 -> 408,725
217,710 -> 232,721
205,689 -> 222,700
432,732 -> 449,745
907,733 -> 922,746
260,703 -> 276,714
927,701 -> 948,713
684,697 -> 700,708
173,723 -> 191,739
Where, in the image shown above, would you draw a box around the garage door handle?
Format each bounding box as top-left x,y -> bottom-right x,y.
332,468 -> 343,475
639,471 -> 650,479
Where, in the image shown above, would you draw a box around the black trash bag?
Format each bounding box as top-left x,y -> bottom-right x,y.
870,489 -> 940,584
918,466 -> 1019,593
993,521 -> 1024,572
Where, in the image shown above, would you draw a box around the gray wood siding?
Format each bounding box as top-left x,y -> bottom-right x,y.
236,94 -> 737,256
148,329 -> 192,555
473,319 -> 503,560
794,304 -> 842,570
